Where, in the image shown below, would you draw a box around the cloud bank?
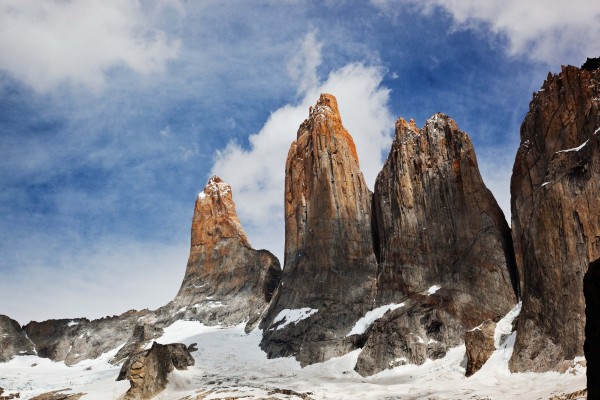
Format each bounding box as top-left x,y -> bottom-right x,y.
373,0 -> 600,65
0,0 -> 180,92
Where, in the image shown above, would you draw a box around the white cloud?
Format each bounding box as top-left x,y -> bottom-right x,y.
287,29 -> 323,96
373,0 -> 600,65
0,0 -> 180,92
211,34 -> 394,260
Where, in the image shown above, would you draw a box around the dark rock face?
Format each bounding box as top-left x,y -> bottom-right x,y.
465,320 -> 496,376
117,342 -> 195,400
165,176 -> 282,330
0,315 -> 35,361
354,295 -> 464,376
582,57 -> 600,71
510,65 -> 600,372
356,115 -> 517,376
260,94 -> 378,365
585,258 -> 600,400
23,310 -> 153,366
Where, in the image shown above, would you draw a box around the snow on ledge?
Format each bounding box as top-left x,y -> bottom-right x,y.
426,284 -> 441,295
346,303 -> 405,337
557,139 -> 589,154
271,308 -> 318,331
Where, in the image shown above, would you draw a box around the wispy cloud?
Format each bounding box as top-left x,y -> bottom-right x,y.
0,0 -> 180,93
373,0 -> 600,65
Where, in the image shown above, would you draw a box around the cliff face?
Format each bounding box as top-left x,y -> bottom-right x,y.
168,176 -> 282,330
260,94 -> 378,364
510,64 -> 600,372
355,115 -> 518,376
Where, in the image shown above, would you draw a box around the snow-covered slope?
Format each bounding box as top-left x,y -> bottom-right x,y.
0,305 -> 586,399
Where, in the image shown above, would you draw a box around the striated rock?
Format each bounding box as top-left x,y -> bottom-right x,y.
509,64 -> 600,372
464,319 -> 496,376
584,258 -> 600,399
259,94 -> 378,365
117,342 -> 195,400
0,315 -> 35,361
111,324 -> 164,365
356,115 -> 518,376
164,176 -> 282,330
23,309 -> 153,366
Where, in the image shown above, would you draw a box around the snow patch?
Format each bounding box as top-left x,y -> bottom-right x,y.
198,191 -> 206,200
67,320 -> 79,327
346,303 -> 405,336
426,284 -> 441,295
271,308 -> 318,330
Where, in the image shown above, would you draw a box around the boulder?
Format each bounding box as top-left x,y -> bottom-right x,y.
117,342 -> 195,400
465,319 -> 496,376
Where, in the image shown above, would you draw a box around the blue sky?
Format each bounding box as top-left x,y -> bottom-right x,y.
1,0 -> 599,324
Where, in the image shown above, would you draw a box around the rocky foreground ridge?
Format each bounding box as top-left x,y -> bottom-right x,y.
1,60 -> 599,398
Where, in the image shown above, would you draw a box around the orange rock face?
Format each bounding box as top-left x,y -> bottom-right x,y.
172,176 -> 281,329
260,94 -> 378,364
509,64 -> 600,372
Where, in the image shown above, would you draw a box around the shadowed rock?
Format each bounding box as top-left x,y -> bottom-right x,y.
584,258 -> 600,399
510,64 -> 600,372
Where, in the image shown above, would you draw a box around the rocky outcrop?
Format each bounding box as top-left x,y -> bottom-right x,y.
23,310 -> 153,365
164,176 -> 282,330
111,324 -> 164,365
29,390 -> 84,400
585,258 -> 600,399
0,315 -> 35,361
260,94 -> 378,365
355,115 -> 518,376
354,295 -> 464,375
117,342 -> 195,400
509,63 -> 600,372
465,320 -> 496,376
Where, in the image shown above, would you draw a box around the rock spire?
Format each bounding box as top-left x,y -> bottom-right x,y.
260,94 -> 378,364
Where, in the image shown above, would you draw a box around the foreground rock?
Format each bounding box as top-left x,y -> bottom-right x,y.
465,320 -> 496,376
0,315 -> 35,361
260,94 -> 378,364
584,257 -> 600,399
509,62 -> 600,372
355,115 -> 518,376
163,176 -> 282,330
117,342 -> 195,400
